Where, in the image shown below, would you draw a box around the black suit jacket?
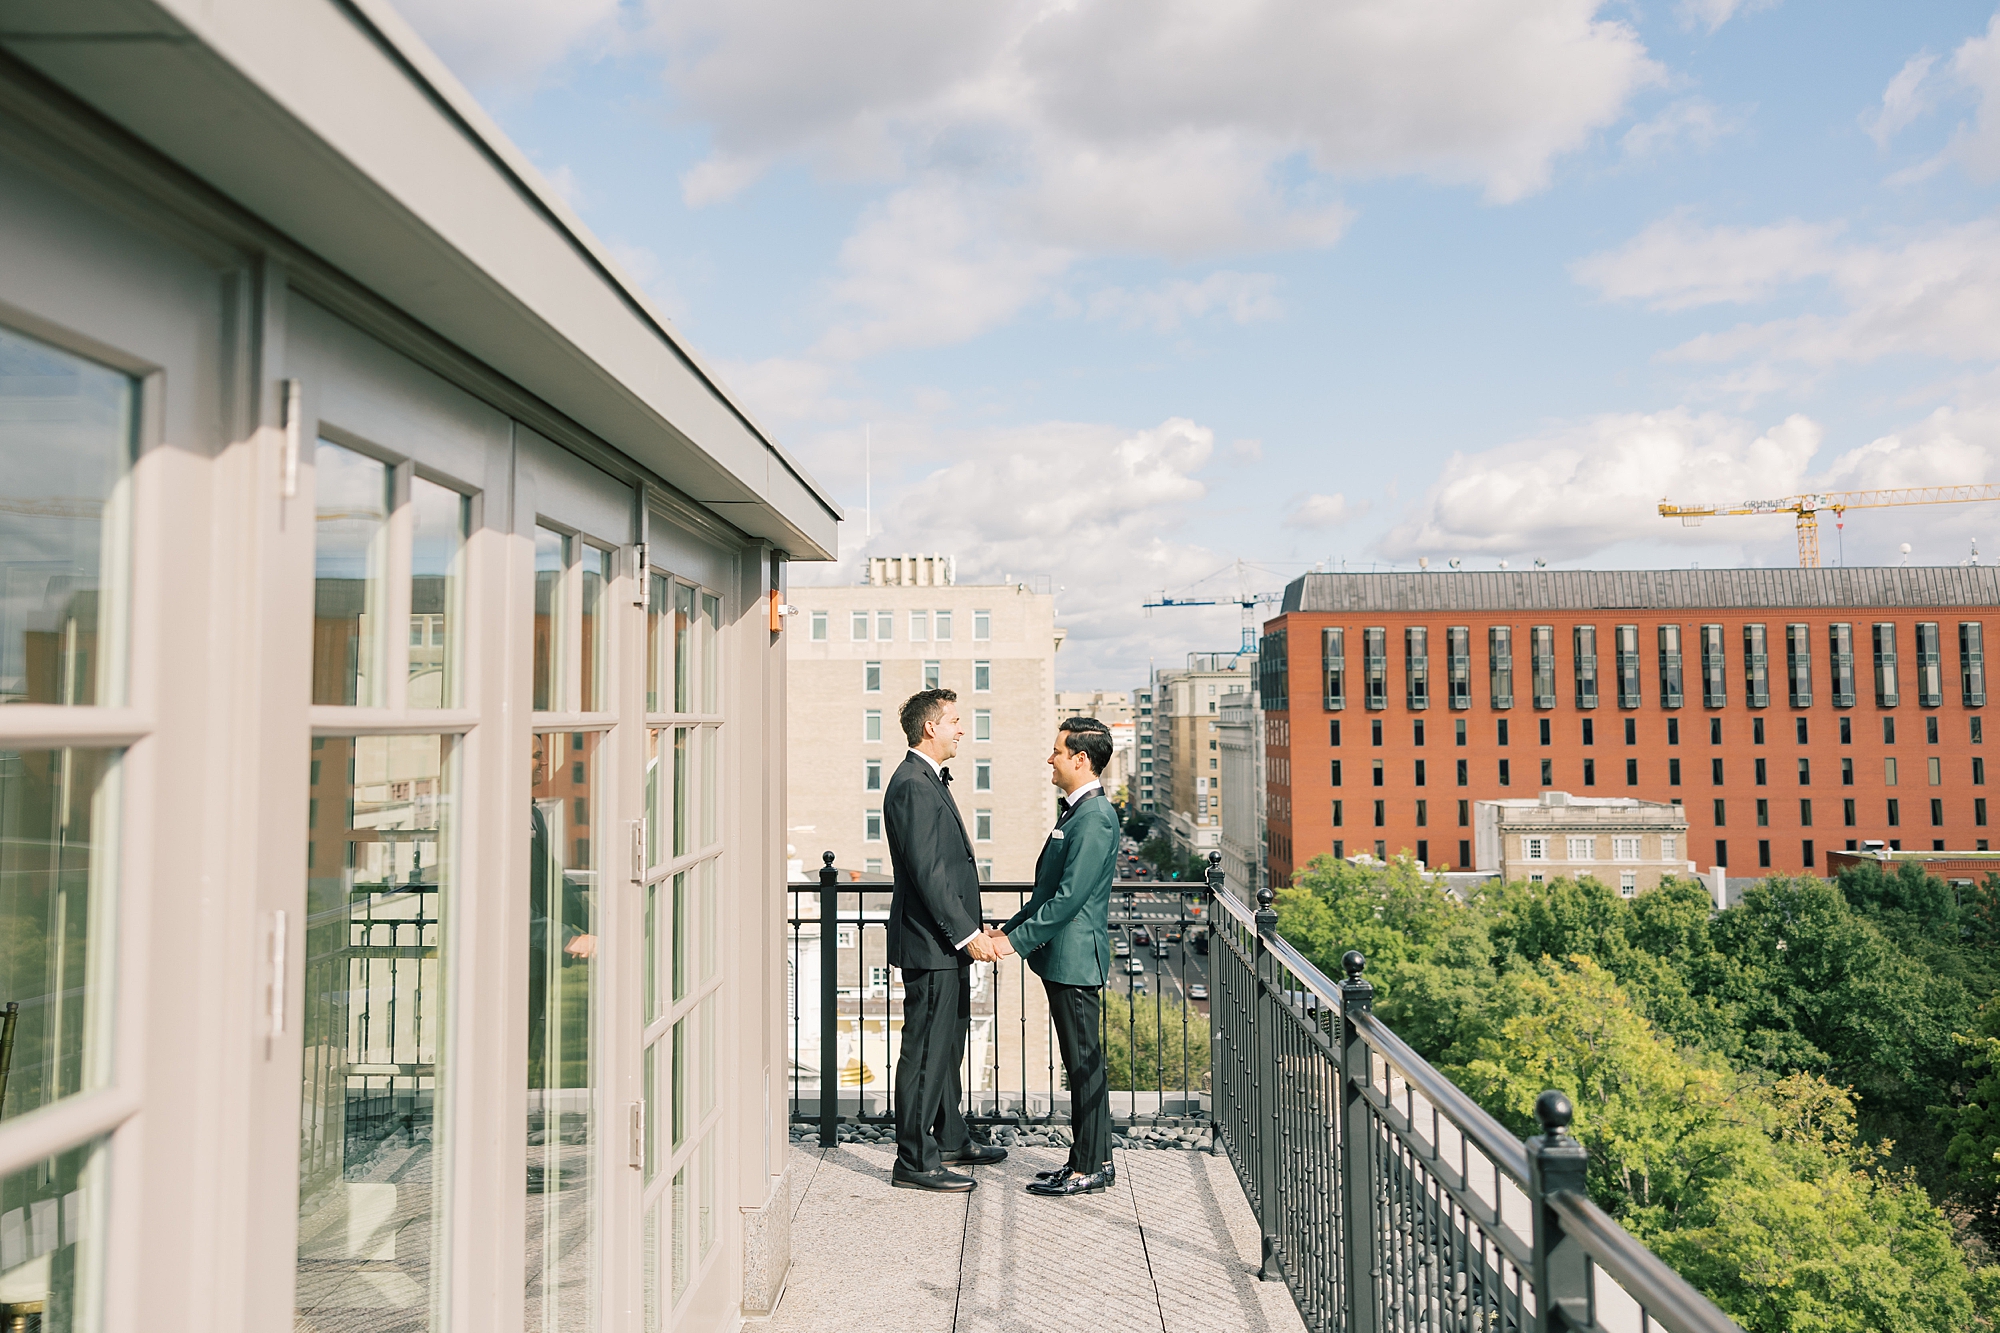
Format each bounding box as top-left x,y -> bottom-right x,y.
883,750 -> 982,970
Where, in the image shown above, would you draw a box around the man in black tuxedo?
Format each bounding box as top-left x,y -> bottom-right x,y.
883,688 -> 1009,1192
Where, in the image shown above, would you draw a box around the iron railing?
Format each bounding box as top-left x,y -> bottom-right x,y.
1206,854 -> 1744,1333
787,853 -> 1213,1146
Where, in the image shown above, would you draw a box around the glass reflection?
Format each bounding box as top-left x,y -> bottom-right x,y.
409,479 -> 467,709
0,749 -> 116,1123
313,442 -> 389,707
699,728 -> 716,848
580,547 -> 609,713
646,574 -> 667,715
671,728 -> 688,858
0,326 -> 132,708
532,529 -> 567,712
0,1138 -> 104,1330
526,730 -> 598,1332
700,593 -> 719,714
297,734 -> 450,1331
672,585 -> 693,713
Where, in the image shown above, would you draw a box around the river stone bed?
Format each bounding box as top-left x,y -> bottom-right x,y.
788,1122 -> 1212,1151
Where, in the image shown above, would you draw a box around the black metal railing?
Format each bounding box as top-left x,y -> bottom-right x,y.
787,852 -> 1213,1147
1206,854 -> 1744,1333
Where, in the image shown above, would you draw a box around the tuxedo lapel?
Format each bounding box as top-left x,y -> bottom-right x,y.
926,760 -> 974,853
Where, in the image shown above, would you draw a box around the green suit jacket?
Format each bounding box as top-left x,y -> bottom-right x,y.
1002,787 -> 1116,987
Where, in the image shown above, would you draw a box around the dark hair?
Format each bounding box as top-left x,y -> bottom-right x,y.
1058,716 -> 1114,774
900,688 -> 958,745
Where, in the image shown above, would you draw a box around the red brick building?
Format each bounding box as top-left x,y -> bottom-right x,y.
1257,568 -> 2000,887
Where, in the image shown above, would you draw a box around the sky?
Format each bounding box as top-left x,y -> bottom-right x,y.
392,0 -> 2000,688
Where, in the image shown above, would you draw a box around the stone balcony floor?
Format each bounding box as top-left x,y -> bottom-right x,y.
769,1142 -> 1308,1333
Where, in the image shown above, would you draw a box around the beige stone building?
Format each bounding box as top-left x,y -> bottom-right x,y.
1154,653 -> 1259,857
788,554 -> 1062,882
1054,689 -> 1136,804
1474,792 -> 1695,895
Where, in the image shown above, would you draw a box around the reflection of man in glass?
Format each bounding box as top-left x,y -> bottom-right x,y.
527,736 -> 594,1092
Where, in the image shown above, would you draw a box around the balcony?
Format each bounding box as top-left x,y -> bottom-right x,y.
782,861 -> 1743,1333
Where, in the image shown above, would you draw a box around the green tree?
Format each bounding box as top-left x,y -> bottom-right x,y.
1102,994 -> 1210,1095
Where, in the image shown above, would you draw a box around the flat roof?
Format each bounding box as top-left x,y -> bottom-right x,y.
2,0 -> 840,558
1281,567 -> 2000,615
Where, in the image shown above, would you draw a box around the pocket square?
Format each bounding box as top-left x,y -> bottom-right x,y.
1050,829 -> 1065,840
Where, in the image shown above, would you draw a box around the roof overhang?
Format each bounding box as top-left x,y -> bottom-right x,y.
1,0 -> 840,559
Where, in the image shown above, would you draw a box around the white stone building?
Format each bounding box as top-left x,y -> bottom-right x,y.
1474,792 -> 1696,896
1219,686 -> 1268,900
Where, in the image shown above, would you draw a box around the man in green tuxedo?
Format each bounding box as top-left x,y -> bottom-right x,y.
987,717 -> 1118,1196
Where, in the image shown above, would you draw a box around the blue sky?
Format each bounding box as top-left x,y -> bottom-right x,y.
394,0 -> 2000,686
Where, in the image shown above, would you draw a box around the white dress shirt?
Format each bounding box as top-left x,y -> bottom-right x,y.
910,748 -> 985,952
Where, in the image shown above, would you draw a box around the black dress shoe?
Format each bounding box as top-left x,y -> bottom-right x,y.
1034,1164 -> 1114,1183
940,1143 -> 1008,1166
1025,1167 -> 1113,1197
892,1166 -> 977,1193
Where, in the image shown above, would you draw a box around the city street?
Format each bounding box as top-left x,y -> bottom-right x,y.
1108,887 -> 1211,1010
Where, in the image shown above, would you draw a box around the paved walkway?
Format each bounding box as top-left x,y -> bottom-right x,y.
769,1143 -> 1308,1333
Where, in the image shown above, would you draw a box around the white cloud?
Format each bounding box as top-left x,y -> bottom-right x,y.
1950,13 -> 2000,180
1674,0 -> 1778,34
1572,212 -> 1843,310
1084,272 -> 1284,332
1862,17 -> 2000,180
790,417 -> 1240,682
391,0 -> 623,91
1621,99 -> 1741,158
1377,410 -> 1823,560
1284,494 -> 1350,530
1863,53 -> 1939,147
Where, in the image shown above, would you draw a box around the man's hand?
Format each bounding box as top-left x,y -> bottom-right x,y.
564,933 -> 597,960
965,932 -> 999,963
984,927 -> 1015,959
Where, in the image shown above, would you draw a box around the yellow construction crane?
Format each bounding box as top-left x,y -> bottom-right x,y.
1658,484 -> 2000,567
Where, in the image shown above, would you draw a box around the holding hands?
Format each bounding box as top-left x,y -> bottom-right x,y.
965,928 -> 1014,962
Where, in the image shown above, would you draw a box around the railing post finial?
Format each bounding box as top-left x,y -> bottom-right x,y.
1535,1089 -> 1575,1144
1253,883 -> 1277,935
1339,950 -> 1373,1013
819,850 -> 838,886
1525,1088 -> 1590,1333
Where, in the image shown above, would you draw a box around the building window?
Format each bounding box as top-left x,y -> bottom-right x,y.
1460,839 -> 1472,868
1786,623 -> 1812,707
864,710 -> 882,742
1457,719 -> 1468,746
1798,758 -> 1810,785
1416,839 -> 1430,864
1963,622 -> 1987,706
1754,758 -> 1767,786
1490,626 -> 1514,709
974,810 -> 992,841
1829,623 -> 1857,707
1375,840 -> 1388,860
1523,837 -> 1548,861
1711,758 -> 1724,785
1979,798 -> 1989,827
964,661 -> 986,693
1261,630 -> 1290,711
865,759 -> 882,791
1363,628 -> 1388,709
973,609 -> 991,640
1873,623 -> 1900,706
851,610 -> 869,642
1885,716 -> 1898,744
1566,836 -> 1595,861
1331,760 -> 1343,786
1842,757 -> 1853,785
1887,798 -> 1901,827
1885,757 -> 1898,786
1713,799 -> 1726,826
1372,760 -> 1384,787
1658,625 -> 1684,708
876,610 -> 894,640
837,927 -> 857,949
1373,800 -> 1385,827
1331,720 -> 1342,746
1458,799 -> 1470,826
1416,800 -> 1428,827
1542,718 -> 1553,746
1743,623 -> 1770,708
1928,715 -> 1940,744
1457,759 -> 1468,786
1844,798 -> 1856,826
1447,626 -> 1472,709
1669,718 -> 1680,745
1977,756 -> 1987,785
975,759 -> 991,791
924,660 -> 941,689
1333,840 -> 1345,859
811,610 -> 828,640
1498,718 -> 1510,746
1669,757 -> 1681,785
1499,758 -> 1511,787
1756,798 -> 1769,826
1797,716 -> 1809,744
935,610 -> 953,641
1916,621 -> 1943,708
910,610 -> 928,642
1414,759 -> 1427,787
1332,800 -> 1343,827
1530,626 -> 1556,708
1372,719 -> 1383,746
1614,624 -> 1640,708
865,809 -> 882,841
1716,839 -> 1728,867
1758,839 -> 1771,868
1802,840 -> 1815,868
1662,835 -> 1677,860
1613,837 -> 1640,860
1626,758 -> 1638,786
974,710 -> 991,741
1541,758 -> 1554,786
1583,758 -> 1596,787
864,661 -> 881,692
977,860 -> 993,883
1701,624 -> 1727,707
1323,627 -> 1346,710
1710,717 -> 1723,745
1929,755 -> 1943,786
1574,624 -> 1599,708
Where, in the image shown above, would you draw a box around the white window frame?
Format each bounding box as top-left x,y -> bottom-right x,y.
1565,836 -> 1595,861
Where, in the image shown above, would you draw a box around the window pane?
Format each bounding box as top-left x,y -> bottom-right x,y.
299,734 -> 450,1329
526,730 -> 599,1330
647,574 -> 668,713
701,594 -> 720,713
673,586 -> 694,713
672,728 -> 688,857
0,325 -> 133,707
580,546 -> 610,712
0,1138 -> 104,1328
408,478 -> 467,709
699,858 -> 718,984
642,1041 -> 658,1182
698,1133 -> 716,1258
0,748 -> 117,1120
672,871 -> 687,1003
643,875 -> 659,1025
671,1018 -> 686,1147
700,728 -> 717,847
532,528 -> 567,712
314,443 -> 390,706
645,729 -> 663,869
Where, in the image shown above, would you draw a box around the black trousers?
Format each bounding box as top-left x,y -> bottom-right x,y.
894,963 -> 972,1174
1047,980 -> 1111,1174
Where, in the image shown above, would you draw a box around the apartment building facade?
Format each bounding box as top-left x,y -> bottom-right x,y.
1474,792 -> 1692,894
788,557 -> 1061,882
1054,689 -> 1135,802
1155,653 -> 1258,857
1135,687 -> 1158,814
1218,687 -> 1268,901
1261,569 -> 2000,888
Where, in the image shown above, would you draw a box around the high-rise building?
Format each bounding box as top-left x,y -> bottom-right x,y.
1259,569 -> 2000,888
1055,690 -> 1136,803
1135,687 -> 1158,813
788,555 -> 1062,881
1154,653 -> 1259,857
1218,685 -> 1268,900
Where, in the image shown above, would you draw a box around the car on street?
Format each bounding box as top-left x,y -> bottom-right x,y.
1188,983 -> 1208,1001
1132,978 -> 1149,995
1125,959 -> 1146,974
1133,929 -> 1151,946
1166,929 -> 1182,943
1153,943 -> 1170,959
1113,941 -> 1130,958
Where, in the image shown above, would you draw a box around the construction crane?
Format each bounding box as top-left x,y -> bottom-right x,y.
1658,484 -> 2000,567
1142,561 -> 1282,653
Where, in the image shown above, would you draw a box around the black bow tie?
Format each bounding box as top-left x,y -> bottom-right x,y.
940,766 -> 953,785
